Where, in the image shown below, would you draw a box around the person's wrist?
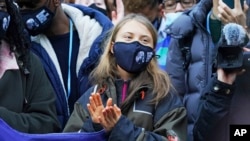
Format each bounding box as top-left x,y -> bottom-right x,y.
212,78 -> 234,95
210,8 -> 220,21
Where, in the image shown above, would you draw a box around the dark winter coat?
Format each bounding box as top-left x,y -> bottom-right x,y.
0,51 -> 60,133
166,0 -> 214,140
30,4 -> 113,128
64,78 -> 187,141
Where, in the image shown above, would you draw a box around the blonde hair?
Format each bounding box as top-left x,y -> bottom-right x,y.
90,13 -> 172,104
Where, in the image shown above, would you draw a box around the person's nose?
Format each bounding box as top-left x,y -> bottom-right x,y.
175,2 -> 184,12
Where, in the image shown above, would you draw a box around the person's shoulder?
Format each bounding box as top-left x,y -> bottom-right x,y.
154,91 -> 185,121
26,50 -> 38,62
63,3 -> 113,31
65,3 -> 111,23
77,86 -> 95,107
157,90 -> 184,112
165,91 -> 183,106
169,13 -> 194,37
26,50 -> 43,68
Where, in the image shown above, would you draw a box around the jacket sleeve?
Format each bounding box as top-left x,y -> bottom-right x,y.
193,77 -> 234,141
166,12 -> 197,99
0,52 -> 60,133
63,102 -> 90,132
166,37 -> 187,98
63,87 -> 94,132
109,94 -> 187,141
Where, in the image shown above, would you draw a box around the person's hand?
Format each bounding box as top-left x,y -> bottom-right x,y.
104,0 -> 116,19
87,93 -> 113,124
217,68 -> 240,84
99,104 -> 121,132
105,0 -> 124,25
217,47 -> 250,84
167,135 -> 179,141
217,0 -> 246,27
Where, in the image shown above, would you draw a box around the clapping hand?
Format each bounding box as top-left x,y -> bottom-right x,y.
99,104 -> 121,132
87,93 -> 113,124
87,93 -> 121,132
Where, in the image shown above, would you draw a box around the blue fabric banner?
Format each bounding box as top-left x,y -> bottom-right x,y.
0,119 -> 107,141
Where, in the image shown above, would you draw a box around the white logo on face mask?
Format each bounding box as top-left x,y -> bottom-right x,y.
2,16 -> 10,31
135,51 -> 154,64
146,52 -> 153,62
36,9 -> 50,24
136,51 -> 145,64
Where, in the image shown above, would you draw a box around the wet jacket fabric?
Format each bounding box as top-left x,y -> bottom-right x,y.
30,4 -> 113,128
0,51 -> 60,133
165,0 -> 214,140
63,78 -> 187,141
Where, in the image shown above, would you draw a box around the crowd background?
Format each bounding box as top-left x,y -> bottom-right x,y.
0,0 -> 249,141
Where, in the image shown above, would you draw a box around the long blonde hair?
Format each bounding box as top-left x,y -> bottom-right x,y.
90,14 -> 173,103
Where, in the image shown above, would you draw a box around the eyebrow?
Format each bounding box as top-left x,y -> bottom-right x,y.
124,32 -> 152,38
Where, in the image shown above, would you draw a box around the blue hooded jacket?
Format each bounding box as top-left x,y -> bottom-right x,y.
30,4 -> 113,129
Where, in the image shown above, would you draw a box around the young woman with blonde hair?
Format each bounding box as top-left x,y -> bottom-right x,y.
64,13 -> 187,141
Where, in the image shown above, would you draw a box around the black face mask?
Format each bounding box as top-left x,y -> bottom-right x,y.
0,10 -> 10,39
113,41 -> 155,73
21,6 -> 54,36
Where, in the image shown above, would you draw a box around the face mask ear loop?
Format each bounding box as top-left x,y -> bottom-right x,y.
154,54 -> 160,59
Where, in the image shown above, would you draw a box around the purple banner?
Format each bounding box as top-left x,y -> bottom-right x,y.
0,119 -> 107,141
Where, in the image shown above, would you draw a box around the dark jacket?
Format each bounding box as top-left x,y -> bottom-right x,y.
30,4 -> 113,128
193,69 -> 250,141
0,51 -> 60,133
64,78 -> 187,141
166,0 -> 214,140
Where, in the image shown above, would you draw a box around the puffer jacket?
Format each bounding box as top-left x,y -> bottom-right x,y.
30,4 -> 113,129
63,78 -> 187,141
166,0 -> 214,140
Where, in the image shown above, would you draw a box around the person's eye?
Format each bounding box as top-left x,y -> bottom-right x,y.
95,3 -> 102,6
141,38 -> 150,44
183,1 -> 192,5
165,1 -> 176,7
182,0 -> 194,6
123,35 -> 132,40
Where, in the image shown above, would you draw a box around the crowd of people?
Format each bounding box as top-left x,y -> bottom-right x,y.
0,0 -> 249,141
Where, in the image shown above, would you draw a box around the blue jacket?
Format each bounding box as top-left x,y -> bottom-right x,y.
166,0 -> 213,140
31,4 -> 113,129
